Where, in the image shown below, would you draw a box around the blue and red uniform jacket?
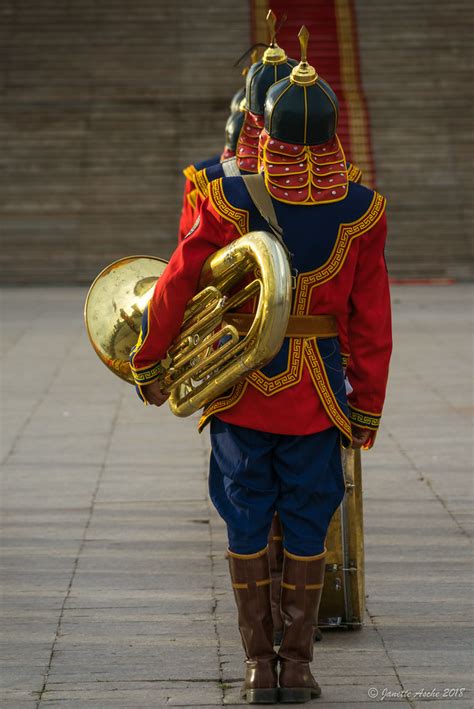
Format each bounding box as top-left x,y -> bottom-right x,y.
178,154 -> 221,242
186,159 -> 363,240
132,175 -> 391,447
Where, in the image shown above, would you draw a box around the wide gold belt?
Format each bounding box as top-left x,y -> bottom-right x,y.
225,313 -> 338,338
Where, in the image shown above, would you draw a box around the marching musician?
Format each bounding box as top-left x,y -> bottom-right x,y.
130,27 -> 392,705
179,14 -> 365,649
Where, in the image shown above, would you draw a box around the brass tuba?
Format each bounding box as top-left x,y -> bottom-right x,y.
84,231 -> 292,417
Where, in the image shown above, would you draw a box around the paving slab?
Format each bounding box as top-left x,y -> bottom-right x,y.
1,285 -> 473,707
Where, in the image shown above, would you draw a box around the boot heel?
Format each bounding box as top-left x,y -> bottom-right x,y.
279,687 -> 313,703
245,687 -> 280,704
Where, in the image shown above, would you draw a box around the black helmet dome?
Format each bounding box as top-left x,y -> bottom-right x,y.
264,26 -> 339,145
245,9 -> 297,116
246,58 -> 297,116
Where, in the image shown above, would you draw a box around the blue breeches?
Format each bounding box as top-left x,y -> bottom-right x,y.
209,417 -> 345,556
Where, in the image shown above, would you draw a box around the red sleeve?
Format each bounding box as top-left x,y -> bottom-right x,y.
346,209 -> 392,447
131,199 -> 239,388
177,177 -> 196,242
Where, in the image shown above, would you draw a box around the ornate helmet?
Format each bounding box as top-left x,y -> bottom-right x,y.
260,27 -> 348,205
236,10 -> 296,173
245,11 -> 297,116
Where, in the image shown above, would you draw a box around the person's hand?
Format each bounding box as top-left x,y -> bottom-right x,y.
142,379 -> 169,407
351,426 -> 371,449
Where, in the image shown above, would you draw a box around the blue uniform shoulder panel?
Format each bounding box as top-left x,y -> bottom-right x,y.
195,154 -> 221,172
218,178 -> 380,272
205,162 -> 225,181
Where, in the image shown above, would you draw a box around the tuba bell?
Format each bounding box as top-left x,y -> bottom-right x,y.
84,231 -> 292,416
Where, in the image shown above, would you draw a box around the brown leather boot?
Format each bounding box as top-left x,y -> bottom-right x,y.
278,548 -> 327,703
228,547 -> 279,704
267,513 -> 284,645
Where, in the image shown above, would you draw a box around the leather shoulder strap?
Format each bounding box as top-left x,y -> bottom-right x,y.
242,174 -> 295,281
221,157 -> 241,177
242,173 -> 284,240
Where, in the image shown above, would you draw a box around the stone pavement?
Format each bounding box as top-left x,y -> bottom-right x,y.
1,285 -> 472,708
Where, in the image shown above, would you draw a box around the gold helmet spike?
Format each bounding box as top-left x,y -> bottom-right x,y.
290,26 -> 318,86
262,9 -> 287,65
267,9 -> 277,44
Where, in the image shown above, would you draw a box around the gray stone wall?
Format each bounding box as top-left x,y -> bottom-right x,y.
0,1 -> 250,284
1,1 -> 472,283
355,0 -> 473,279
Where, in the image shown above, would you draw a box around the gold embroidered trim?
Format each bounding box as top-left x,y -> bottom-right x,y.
348,163 -> 362,183
349,406 -> 381,430
208,178 -> 249,236
295,192 -> 386,315
304,340 -> 352,439
183,164 -> 197,183
341,352 -> 350,368
247,338 -> 304,396
198,380 -> 248,431
194,168 -> 210,199
130,362 -> 165,384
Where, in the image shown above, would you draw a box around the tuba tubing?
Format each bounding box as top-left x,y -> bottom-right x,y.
168,231 -> 292,416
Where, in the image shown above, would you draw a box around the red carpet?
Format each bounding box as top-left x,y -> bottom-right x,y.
250,0 -> 376,187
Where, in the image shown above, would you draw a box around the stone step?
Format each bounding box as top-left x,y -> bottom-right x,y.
355,0 -> 473,280
1,0 -> 471,283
